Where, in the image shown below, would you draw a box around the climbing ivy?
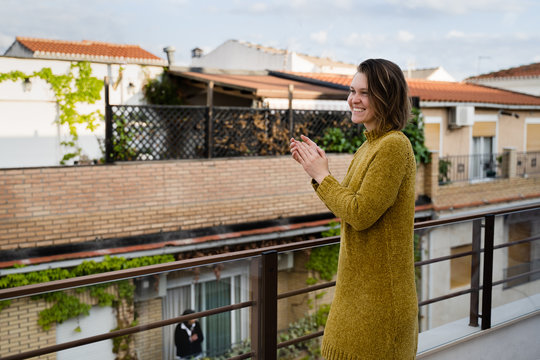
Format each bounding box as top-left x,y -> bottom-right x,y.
0,254 -> 174,331
0,62 -> 103,164
305,221 -> 341,285
319,107 -> 430,165
403,107 -> 431,165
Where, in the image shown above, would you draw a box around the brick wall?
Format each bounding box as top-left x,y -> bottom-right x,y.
0,155 -> 355,251
2,155 -> 538,252
134,298 -> 163,360
0,297 -> 55,360
435,176 -> 540,210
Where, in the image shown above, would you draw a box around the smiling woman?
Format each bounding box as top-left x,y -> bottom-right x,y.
290,58 -> 418,360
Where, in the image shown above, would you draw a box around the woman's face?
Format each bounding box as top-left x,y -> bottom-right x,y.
347,72 -> 375,130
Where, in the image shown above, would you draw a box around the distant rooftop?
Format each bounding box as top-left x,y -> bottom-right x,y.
273,71 -> 540,107
234,39 -> 357,70
3,36 -> 166,65
467,62 -> 540,80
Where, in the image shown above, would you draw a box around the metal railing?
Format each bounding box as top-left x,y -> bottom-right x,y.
104,103 -> 357,162
0,204 -> 539,360
517,151 -> 540,177
438,152 -> 503,184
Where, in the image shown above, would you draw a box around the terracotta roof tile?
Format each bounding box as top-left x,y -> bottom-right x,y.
467,62 -> 540,80
15,36 -> 164,64
284,72 -> 540,106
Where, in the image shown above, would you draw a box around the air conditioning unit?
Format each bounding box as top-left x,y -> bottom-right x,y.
449,105 -> 474,127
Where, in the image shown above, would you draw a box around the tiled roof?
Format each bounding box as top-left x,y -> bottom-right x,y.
14,36 -> 164,64
279,72 -> 540,106
467,62 -> 540,80
409,79 -> 540,105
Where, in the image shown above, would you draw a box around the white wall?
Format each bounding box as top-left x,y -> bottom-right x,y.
56,306 -> 116,360
191,40 -> 286,71
470,78 -> 540,96
0,56 -> 164,168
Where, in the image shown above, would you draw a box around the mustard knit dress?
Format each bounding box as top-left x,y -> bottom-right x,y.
314,130 -> 418,360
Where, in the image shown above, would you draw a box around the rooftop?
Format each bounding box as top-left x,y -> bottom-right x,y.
466,62 -> 540,80
4,36 -> 165,65
273,71 -> 540,106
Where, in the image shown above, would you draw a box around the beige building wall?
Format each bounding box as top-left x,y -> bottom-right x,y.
421,107 -> 540,157
498,112 -> 525,152
421,210 -> 540,330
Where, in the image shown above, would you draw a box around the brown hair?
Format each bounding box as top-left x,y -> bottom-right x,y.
357,59 -> 411,134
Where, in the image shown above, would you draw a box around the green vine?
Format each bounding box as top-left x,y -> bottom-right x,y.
143,72 -> 183,105
305,221 -> 341,285
0,254 -> 174,331
320,107 -> 430,165
320,127 -> 365,154
403,107 -> 431,165
0,62 -> 103,164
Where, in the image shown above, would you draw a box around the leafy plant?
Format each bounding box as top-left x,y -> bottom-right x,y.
0,255 -> 174,328
319,127 -> 365,154
112,115 -> 138,161
403,107 -> 431,165
0,62 -> 103,164
143,72 -> 183,105
438,158 -> 452,184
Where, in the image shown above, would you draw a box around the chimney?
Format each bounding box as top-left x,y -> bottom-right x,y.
191,47 -> 203,58
163,46 -> 175,66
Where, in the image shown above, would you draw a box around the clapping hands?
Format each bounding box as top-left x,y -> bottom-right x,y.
290,135 -> 330,184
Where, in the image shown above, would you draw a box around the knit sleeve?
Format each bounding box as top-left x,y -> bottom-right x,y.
315,135 -> 412,231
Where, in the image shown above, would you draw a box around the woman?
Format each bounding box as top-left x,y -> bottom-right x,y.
290,58 -> 418,359
174,309 -> 204,359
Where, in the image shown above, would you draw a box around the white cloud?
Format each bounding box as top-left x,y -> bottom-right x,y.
310,30 -> 328,44
0,33 -> 13,51
446,30 -> 466,39
397,30 -> 414,43
249,2 -> 268,13
385,0 -> 528,14
343,32 -> 385,49
289,0 -> 309,8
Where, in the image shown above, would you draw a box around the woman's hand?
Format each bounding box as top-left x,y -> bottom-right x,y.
290,135 -> 330,184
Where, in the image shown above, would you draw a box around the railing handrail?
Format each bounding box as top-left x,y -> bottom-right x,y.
1,204 -> 539,360
2,203 -> 539,300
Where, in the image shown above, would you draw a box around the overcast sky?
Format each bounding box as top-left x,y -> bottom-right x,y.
1,0 -> 539,81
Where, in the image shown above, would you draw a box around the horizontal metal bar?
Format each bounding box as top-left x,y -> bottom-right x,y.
415,250 -> 476,267
492,267 -> 540,287
493,234 -> 540,251
277,281 -> 336,300
0,300 -> 254,360
418,288 -> 473,307
414,203 -> 540,230
0,237 -> 340,300
277,330 -> 325,349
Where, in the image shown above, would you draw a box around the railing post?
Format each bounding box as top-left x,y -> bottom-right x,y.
258,250 -> 278,359
481,214 -> 495,330
469,219 -> 481,327
104,76 -> 113,163
288,84 -> 294,138
206,80 -> 214,158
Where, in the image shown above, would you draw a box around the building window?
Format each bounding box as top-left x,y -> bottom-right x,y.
163,266 -> 249,359
505,221 -> 536,288
471,136 -> 496,180
450,244 -> 472,288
